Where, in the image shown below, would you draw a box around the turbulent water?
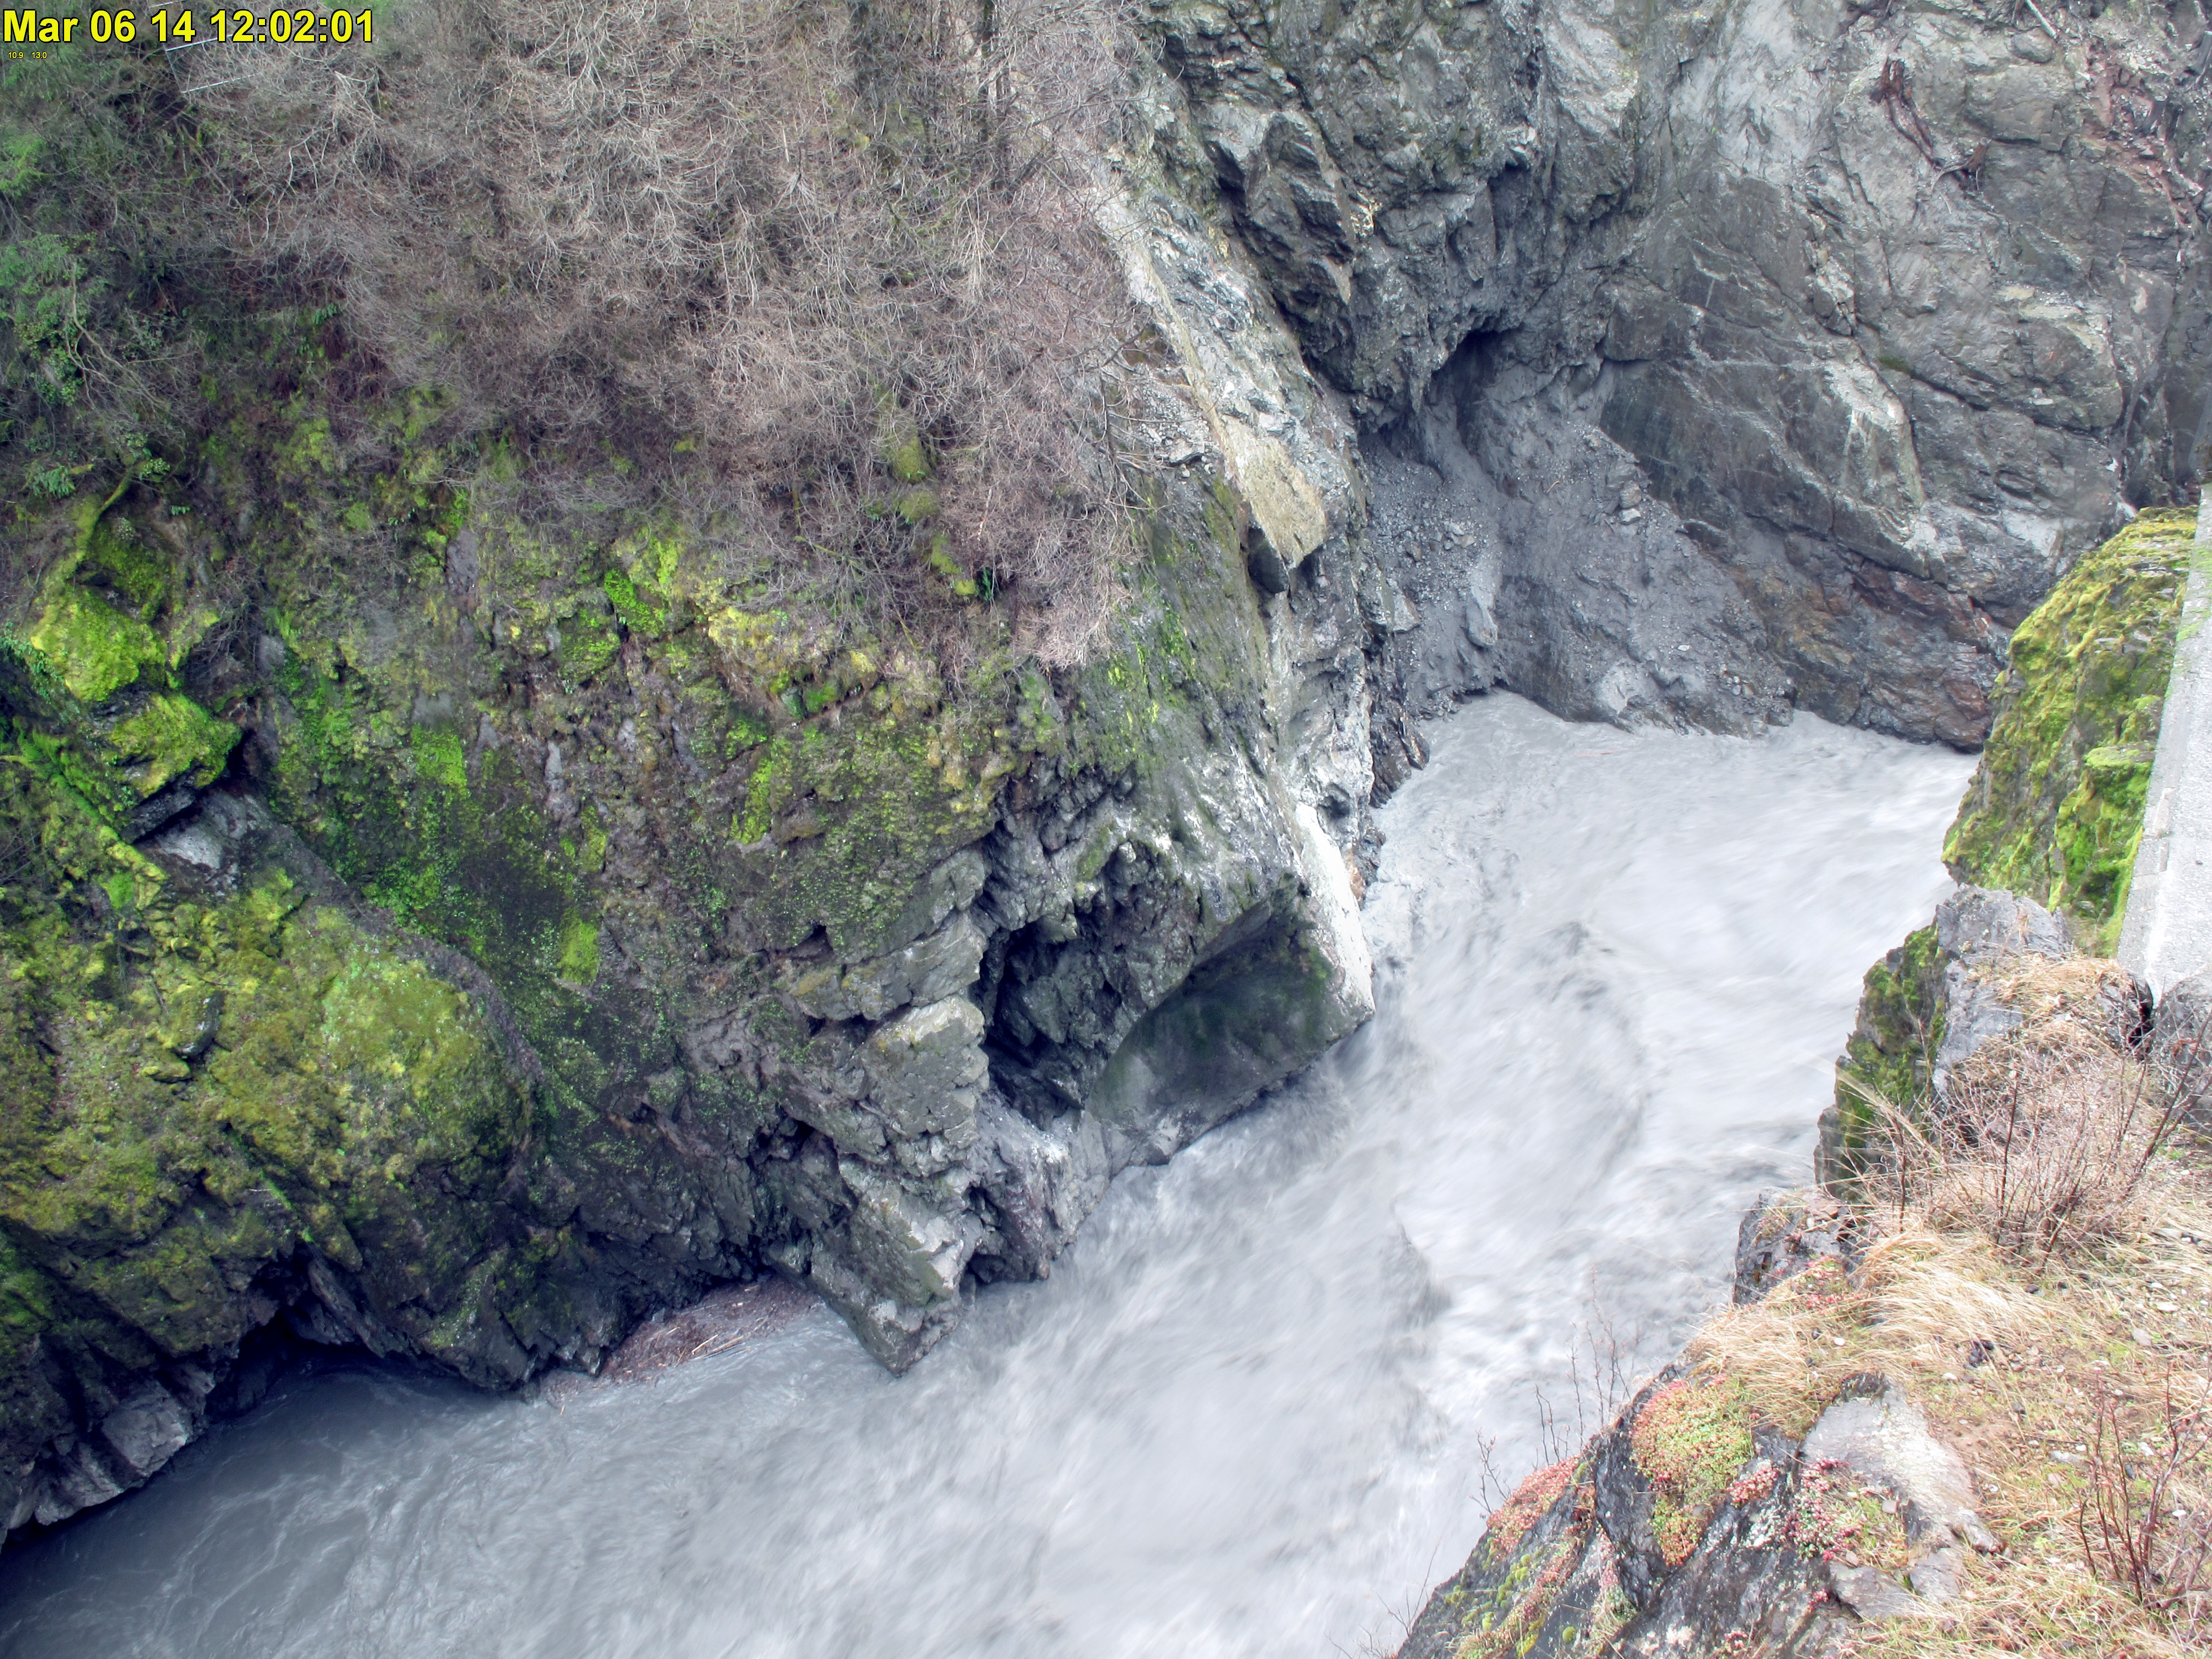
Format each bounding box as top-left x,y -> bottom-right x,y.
0,695 -> 1974,1659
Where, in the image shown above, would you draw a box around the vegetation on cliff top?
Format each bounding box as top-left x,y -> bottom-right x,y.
1427,951 -> 2212,1659
1945,509 -> 2199,953
1693,955 -> 2212,1656
2,0 -> 1152,670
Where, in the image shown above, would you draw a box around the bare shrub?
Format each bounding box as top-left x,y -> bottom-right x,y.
1683,954 -> 2212,1657
2080,1367 -> 2212,1639
1690,1226 -> 2056,1436
178,0 -> 1153,664
1469,1286 -> 1646,1516
1845,962 -> 2211,1273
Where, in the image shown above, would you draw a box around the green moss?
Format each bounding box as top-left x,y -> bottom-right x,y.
1630,1376 -> 1754,1567
281,415 -> 340,478
737,734 -> 795,842
1945,509 -> 2197,950
726,707 -> 772,755
618,527 -> 684,595
559,606 -> 620,681
410,724 -> 468,792
572,805 -> 609,872
81,521 -> 171,617
1831,923 -> 1945,1173
556,914 -> 600,987
265,644 -> 594,1062
924,532 -> 981,600
0,715 -> 541,1376
28,586 -> 163,706
883,424 -> 931,483
603,567 -> 668,636
107,692 -> 238,795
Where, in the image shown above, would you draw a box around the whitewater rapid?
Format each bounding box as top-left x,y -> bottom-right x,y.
0,694 -> 1974,1658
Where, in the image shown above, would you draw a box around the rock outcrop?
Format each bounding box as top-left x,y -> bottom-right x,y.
1823,882 -> 2151,1177
1145,0 -> 2210,747
1394,1200 -> 2000,1658
1946,508 -> 2198,947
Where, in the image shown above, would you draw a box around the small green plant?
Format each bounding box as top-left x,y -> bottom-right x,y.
1484,1457 -> 1578,1557
0,232 -> 94,405
1632,1376 -> 1754,1566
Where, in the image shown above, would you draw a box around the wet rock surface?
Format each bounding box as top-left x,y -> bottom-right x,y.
1146,0 -> 2211,747
1733,1188 -> 1855,1306
1824,882 -> 2152,1176
537,1278 -> 817,1400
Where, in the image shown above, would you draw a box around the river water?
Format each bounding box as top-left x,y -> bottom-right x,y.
0,694 -> 1974,1658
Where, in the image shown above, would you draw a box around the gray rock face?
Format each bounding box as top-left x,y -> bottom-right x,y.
1824,882 -> 2150,1180
1799,1374 -> 2001,1619
715,190 -> 1390,1358
1143,0 -> 2211,746
1936,883 -> 2075,966
1802,1377 -> 2001,1562
2149,964 -> 2212,1073
1930,883 -> 2081,1085
1924,883 -> 2153,1084
1734,1187 -> 1854,1305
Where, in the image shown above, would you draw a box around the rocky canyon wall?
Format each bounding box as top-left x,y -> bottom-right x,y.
0,0 -> 2205,1541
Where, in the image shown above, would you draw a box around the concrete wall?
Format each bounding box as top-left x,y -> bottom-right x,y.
2118,509 -> 2212,996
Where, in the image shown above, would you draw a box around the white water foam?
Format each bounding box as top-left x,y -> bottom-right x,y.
0,693 -> 1974,1658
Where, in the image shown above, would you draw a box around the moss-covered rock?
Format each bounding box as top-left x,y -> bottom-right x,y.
0,22 -> 1388,1534
0,663 -> 585,1523
1829,923 -> 1946,1158
1825,887 -> 2079,1189
1628,1376 -> 1754,1568
1395,1364 -> 1832,1659
1944,510 -> 2197,952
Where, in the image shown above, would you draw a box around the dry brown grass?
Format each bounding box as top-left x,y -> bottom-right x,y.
1686,956 -> 2212,1655
1851,956 -> 2191,1270
178,0 -> 1152,664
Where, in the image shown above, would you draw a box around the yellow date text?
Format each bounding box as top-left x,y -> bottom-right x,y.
3,9 -> 374,48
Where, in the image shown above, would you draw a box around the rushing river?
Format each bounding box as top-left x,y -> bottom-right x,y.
0,694 -> 1974,1658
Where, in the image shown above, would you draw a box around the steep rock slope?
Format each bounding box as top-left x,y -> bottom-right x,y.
1396,888 -> 2207,1658
0,16 -> 1403,1536
0,317 -> 1383,1537
1147,0 -> 2211,745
